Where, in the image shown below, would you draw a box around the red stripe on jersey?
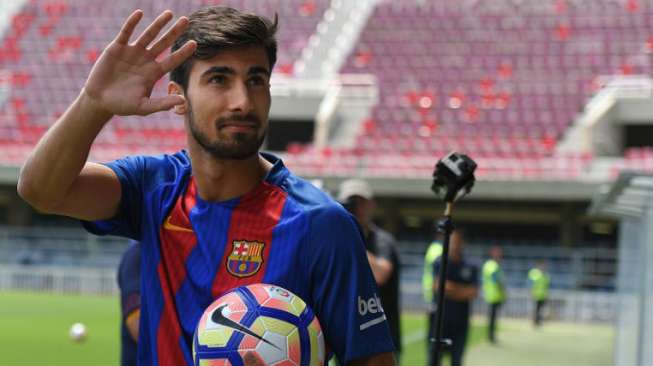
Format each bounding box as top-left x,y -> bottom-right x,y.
157,177 -> 198,366
211,182 -> 287,298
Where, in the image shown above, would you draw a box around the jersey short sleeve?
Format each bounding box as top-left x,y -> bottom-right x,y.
80,152 -> 190,241
81,155 -> 147,240
305,205 -> 395,364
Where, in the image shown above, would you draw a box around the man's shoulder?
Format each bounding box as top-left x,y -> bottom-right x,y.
140,150 -> 191,176
113,150 -> 191,183
277,170 -> 345,217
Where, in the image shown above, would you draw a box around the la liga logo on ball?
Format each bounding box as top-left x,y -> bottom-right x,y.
193,283 -> 325,366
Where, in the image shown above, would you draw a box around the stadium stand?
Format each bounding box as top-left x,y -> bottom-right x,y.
0,0 -> 651,180
0,0 -> 328,163
283,0 -> 653,179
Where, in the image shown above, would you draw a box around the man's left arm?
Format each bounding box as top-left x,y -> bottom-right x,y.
306,206 -> 396,364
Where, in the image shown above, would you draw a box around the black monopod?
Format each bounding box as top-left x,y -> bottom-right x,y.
429,152 -> 477,366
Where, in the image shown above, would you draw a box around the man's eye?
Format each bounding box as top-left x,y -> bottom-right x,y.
209,75 -> 226,84
248,76 -> 268,86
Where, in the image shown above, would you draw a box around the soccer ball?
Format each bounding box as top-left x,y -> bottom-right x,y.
193,283 -> 325,366
69,322 -> 87,342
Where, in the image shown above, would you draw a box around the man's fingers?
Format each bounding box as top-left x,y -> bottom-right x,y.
115,10 -> 144,45
134,10 -> 174,49
149,16 -> 190,56
138,95 -> 185,115
159,40 -> 197,73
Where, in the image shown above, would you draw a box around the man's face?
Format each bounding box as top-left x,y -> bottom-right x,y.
491,246 -> 503,260
181,45 -> 271,159
450,231 -> 464,259
351,196 -> 374,227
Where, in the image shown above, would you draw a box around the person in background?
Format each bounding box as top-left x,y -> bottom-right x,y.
430,229 -> 478,366
528,261 -> 550,327
482,245 -> 506,344
117,240 -> 140,366
338,178 -> 401,364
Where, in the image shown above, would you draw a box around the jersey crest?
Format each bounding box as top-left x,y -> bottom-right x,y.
226,240 -> 265,278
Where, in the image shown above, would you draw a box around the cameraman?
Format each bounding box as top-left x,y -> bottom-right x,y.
338,179 -> 401,364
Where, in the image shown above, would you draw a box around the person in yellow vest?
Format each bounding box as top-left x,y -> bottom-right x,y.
482,246 -> 506,344
423,237 -> 444,303
528,262 -> 550,327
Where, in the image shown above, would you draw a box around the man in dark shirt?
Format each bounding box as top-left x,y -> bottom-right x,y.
431,229 -> 478,366
117,240 -> 140,366
338,179 -> 401,363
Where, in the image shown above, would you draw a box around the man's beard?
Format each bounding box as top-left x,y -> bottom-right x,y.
187,103 -> 266,160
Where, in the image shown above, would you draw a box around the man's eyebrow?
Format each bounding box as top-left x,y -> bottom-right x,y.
249,66 -> 271,76
201,66 -> 235,78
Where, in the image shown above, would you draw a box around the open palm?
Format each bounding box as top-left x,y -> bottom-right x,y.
83,10 -> 196,116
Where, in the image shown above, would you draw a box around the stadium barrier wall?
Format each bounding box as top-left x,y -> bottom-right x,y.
0,265 -> 118,295
0,226 -> 617,323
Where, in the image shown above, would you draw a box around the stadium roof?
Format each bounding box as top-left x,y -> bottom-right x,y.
590,173 -> 653,218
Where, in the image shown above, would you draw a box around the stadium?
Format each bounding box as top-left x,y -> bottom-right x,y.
0,0 -> 652,365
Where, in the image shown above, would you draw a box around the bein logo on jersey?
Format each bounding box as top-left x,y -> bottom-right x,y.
227,240 -> 265,278
357,294 -> 387,331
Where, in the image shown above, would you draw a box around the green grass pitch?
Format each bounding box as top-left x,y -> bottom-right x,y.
1,291 -> 612,366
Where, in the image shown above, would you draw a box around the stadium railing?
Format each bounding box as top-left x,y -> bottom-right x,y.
0,226 -> 617,322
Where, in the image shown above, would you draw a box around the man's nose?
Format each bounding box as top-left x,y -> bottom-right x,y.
228,82 -> 253,113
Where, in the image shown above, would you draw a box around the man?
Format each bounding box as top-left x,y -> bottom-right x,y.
482,246 -> 506,344
431,229 -> 478,366
528,261 -> 550,327
17,7 -> 395,366
338,179 -> 401,363
118,240 -> 140,366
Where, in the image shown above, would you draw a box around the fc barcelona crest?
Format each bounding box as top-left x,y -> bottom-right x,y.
226,240 -> 265,278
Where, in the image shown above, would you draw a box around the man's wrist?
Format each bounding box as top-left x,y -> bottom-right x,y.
77,88 -> 114,124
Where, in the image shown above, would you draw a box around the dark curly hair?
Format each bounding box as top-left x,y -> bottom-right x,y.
170,6 -> 278,90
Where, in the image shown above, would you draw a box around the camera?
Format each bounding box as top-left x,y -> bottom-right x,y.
431,152 -> 477,202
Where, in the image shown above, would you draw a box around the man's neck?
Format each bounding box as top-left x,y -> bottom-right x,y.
188,145 -> 273,202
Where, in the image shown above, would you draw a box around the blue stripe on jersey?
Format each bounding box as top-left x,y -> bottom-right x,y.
174,199 -> 237,337
262,198 -> 311,303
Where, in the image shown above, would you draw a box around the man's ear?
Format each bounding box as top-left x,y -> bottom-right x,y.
167,81 -> 187,115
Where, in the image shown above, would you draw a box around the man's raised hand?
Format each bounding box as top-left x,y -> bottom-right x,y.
82,10 -> 197,117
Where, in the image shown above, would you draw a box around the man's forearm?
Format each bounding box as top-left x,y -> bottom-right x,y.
366,252 -> 393,285
17,91 -> 112,211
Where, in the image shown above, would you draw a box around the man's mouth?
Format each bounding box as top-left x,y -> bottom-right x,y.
220,123 -> 257,133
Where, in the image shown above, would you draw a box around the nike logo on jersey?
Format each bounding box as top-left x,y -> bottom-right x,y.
163,215 -> 194,233
211,304 -> 281,350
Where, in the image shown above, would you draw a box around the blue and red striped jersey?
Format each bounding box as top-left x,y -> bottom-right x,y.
83,151 -> 394,365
